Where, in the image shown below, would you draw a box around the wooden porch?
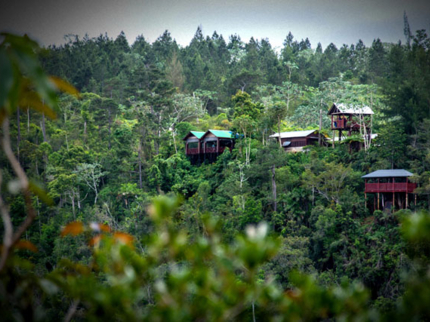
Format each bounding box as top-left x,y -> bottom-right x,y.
365,182 -> 417,193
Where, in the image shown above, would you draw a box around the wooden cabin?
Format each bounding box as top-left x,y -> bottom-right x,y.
362,169 -> 417,212
269,130 -> 325,152
183,131 -> 204,154
328,103 -> 374,145
183,131 -> 205,164
200,130 -> 234,162
183,130 -> 234,164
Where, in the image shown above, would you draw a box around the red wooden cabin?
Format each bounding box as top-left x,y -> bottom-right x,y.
183,131 -> 205,155
183,130 -> 235,164
362,169 -> 417,212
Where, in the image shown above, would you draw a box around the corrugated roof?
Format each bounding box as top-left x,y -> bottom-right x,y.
206,130 -> 233,139
183,131 -> 205,141
190,131 -> 205,139
269,130 -> 317,139
328,103 -> 374,115
362,169 -> 414,178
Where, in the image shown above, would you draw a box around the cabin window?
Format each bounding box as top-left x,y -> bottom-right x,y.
188,142 -> 198,149
283,141 -> 291,147
206,141 -> 217,148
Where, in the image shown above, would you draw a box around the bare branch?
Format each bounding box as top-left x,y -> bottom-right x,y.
0,118 -> 38,272
0,170 -> 13,270
64,299 -> 79,322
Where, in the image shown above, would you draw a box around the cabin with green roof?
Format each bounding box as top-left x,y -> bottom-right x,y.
183,129 -> 235,164
183,131 -> 205,156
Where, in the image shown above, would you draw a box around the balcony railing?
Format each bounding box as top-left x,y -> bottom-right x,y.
365,182 -> 417,193
205,147 -> 217,153
186,148 -> 199,155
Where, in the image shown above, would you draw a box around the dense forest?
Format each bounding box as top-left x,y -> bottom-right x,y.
1,15 -> 430,320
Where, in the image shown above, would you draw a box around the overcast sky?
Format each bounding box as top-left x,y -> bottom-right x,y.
1,0 -> 429,50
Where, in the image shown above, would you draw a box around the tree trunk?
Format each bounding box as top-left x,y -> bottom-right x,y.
271,164 -> 277,212
83,121 -> 87,144
172,124 -> 178,154
108,106 -> 112,150
41,112 -> 47,142
17,107 -> 21,162
27,107 -> 30,134
278,117 -> 282,148
318,109 -> 322,146
138,138 -> 143,189
71,193 -> 75,220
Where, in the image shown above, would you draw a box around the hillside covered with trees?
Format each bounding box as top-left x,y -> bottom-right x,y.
1,17 -> 430,320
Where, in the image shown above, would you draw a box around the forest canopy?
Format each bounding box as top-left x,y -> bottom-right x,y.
1,20 -> 430,320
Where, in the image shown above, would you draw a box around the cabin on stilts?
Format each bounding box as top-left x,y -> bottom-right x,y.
328,103 -> 374,150
362,169 -> 417,213
269,130 -> 326,152
183,130 -> 235,164
183,131 -> 205,164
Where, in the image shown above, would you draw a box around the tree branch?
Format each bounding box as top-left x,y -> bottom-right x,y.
0,118 -> 38,272
0,170 -> 13,270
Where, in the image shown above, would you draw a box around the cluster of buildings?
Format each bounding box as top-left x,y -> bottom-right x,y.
182,103 -> 418,212
183,129 -> 235,163
183,103 -> 374,156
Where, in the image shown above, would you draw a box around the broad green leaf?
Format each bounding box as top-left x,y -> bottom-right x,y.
29,179 -> 54,206
0,48 -> 13,109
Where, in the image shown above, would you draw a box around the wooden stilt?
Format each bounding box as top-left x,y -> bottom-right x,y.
332,130 -> 335,148
393,192 -> 395,213
374,195 -> 376,212
415,194 -> 417,206
377,193 -> 380,210
365,192 -> 367,210
406,177 -> 409,208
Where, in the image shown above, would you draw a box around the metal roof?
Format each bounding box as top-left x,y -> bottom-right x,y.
269,130 -> 317,139
328,103 -> 374,115
362,169 -> 414,178
190,131 -> 205,139
205,130 -> 233,139
182,131 -> 205,141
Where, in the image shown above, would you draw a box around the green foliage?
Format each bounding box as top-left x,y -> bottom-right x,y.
3,27 -> 430,320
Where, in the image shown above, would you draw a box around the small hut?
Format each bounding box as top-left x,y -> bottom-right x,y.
362,169 -> 417,212
200,130 -> 234,162
328,103 -> 374,149
269,130 -> 325,152
183,131 -> 205,163
183,130 -> 235,164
